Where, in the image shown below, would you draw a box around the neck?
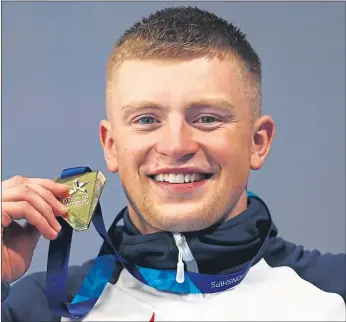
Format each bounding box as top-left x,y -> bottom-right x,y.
127,190 -> 249,235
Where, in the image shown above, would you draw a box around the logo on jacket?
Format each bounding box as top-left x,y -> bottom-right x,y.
211,273 -> 246,288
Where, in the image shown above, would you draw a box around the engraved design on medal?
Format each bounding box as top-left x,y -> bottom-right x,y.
55,171 -> 106,232
63,179 -> 90,209
69,179 -> 89,196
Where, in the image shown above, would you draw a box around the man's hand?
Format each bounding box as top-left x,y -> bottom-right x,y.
1,175 -> 69,284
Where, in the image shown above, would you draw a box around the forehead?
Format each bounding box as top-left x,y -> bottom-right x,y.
107,57 -> 250,114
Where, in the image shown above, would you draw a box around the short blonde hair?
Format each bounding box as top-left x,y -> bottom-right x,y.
106,6 -> 262,120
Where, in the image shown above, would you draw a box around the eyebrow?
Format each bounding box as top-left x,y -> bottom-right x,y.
120,101 -> 165,120
186,98 -> 236,113
120,98 -> 236,119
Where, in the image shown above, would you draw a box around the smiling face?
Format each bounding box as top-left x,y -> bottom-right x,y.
101,57 -> 274,234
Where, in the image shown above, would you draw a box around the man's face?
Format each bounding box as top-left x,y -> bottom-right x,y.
101,57 -> 273,233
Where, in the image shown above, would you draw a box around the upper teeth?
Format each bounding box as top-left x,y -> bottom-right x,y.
153,173 -> 205,183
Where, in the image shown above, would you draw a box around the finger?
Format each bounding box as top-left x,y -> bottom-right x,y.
2,176 -> 70,198
25,183 -> 67,217
2,202 -> 58,240
30,178 -> 70,198
2,175 -> 28,190
2,185 -> 62,232
2,212 -> 13,228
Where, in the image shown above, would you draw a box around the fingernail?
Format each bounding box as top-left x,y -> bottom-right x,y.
56,225 -> 62,232
60,184 -> 70,193
62,210 -> 69,218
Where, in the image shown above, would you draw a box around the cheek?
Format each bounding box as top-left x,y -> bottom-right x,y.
202,127 -> 252,169
115,135 -> 151,174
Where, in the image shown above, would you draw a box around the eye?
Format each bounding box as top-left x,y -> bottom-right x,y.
132,115 -> 161,130
198,116 -> 218,123
136,116 -> 157,124
194,115 -> 221,124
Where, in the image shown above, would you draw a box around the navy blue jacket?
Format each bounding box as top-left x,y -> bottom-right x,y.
2,196 -> 345,321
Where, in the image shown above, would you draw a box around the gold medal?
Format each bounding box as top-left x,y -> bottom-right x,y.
55,170 -> 106,231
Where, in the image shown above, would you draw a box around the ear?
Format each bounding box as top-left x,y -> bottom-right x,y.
250,115 -> 275,170
100,120 -> 119,173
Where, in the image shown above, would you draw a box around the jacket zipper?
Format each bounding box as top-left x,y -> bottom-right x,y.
172,233 -> 199,283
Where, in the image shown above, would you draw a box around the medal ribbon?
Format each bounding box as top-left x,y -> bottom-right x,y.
47,167 -> 272,319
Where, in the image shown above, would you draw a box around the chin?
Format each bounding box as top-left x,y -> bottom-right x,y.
146,203 -> 219,233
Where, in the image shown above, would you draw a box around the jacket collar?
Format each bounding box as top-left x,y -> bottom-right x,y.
101,195 -> 277,281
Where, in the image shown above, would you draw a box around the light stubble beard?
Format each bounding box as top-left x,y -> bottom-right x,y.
121,182 -> 247,234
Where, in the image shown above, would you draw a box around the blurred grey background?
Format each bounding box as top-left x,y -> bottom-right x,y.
2,1 -> 345,276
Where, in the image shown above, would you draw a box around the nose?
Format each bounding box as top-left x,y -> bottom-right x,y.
155,115 -> 199,161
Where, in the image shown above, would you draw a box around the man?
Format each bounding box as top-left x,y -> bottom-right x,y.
2,6 -> 345,321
